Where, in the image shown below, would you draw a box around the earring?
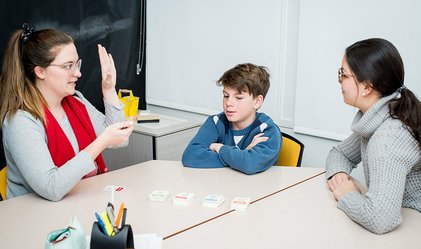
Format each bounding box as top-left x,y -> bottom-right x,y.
362,92 -> 366,96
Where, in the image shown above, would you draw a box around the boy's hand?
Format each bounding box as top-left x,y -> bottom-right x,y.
210,143 -> 223,153
246,133 -> 268,150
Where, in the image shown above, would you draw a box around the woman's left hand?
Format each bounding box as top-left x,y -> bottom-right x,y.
331,178 -> 361,201
98,44 -> 116,90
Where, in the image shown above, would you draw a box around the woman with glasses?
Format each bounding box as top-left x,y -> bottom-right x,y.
0,24 -> 134,201
326,38 -> 421,234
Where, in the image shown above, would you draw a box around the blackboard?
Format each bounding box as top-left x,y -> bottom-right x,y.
0,0 -> 146,112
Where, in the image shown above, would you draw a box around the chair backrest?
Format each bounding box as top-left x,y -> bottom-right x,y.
1,128 -> 6,200
0,166 -> 6,201
275,132 -> 304,167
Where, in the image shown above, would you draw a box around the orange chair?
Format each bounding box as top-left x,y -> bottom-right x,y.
0,166 -> 6,201
1,129 -> 6,200
276,132 -> 304,167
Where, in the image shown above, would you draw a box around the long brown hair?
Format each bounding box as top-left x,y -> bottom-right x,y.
0,26 -> 73,125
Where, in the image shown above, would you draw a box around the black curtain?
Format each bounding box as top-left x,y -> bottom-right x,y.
0,0 -> 147,112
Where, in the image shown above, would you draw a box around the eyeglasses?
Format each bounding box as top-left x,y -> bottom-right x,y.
49,59 -> 82,74
338,67 -> 354,83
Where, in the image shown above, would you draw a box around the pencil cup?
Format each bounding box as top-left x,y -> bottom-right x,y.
90,222 -> 134,249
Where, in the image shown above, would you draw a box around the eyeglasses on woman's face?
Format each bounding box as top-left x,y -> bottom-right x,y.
338,67 -> 354,83
49,59 -> 82,75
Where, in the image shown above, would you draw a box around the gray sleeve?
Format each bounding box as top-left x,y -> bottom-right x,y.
3,111 -> 95,201
325,132 -> 361,179
336,126 -> 418,234
75,91 -> 126,137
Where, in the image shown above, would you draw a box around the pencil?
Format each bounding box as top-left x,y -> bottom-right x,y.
115,202 -> 125,228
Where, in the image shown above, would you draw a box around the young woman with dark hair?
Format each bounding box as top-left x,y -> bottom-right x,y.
326,38 -> 421,234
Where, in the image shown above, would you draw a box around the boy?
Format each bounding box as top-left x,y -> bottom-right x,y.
182,63 -> 282,175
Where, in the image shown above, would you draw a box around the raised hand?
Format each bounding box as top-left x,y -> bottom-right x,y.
98,44 -> 116,90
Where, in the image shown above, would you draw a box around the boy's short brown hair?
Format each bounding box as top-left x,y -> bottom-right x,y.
216,63 -> 270,99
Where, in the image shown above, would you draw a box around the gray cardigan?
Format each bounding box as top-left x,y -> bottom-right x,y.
2,91 -> 126,201
326,91 -> 421,234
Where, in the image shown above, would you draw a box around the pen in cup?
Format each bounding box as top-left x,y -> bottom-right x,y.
121,208 -> 127,228
106,204 -> 119,234
100,211 -> 116,236
116,203 -> 125,229
95,212 -> 107,235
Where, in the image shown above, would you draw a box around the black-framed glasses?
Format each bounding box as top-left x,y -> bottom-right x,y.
49,59 -> 82,74
338,67 -> 354,83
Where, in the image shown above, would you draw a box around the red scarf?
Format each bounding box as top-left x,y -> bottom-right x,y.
44,96 -> 108,174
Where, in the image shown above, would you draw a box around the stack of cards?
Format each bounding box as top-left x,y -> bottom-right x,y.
149,190 -> 170,202
103,186 -> 125,192
137,112 -> 160,123
173,192 -> 195,206
202,194 -> 225,208
230,197 -> 251,211
103,185 -> 125,205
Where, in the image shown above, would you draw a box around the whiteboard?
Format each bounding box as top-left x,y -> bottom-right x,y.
294,0 -> 421,141
146,0 -> 284,117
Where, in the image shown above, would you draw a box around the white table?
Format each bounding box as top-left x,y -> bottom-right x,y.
163,172 -> 421,249
0,160 -> 324,249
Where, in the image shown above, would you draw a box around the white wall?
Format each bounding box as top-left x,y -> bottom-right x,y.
294,0 -> 421,141
146,0 -> 295,124
146,0 -> 421,183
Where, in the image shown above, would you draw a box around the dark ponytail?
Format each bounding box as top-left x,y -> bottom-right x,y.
389,88 -> 421,148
